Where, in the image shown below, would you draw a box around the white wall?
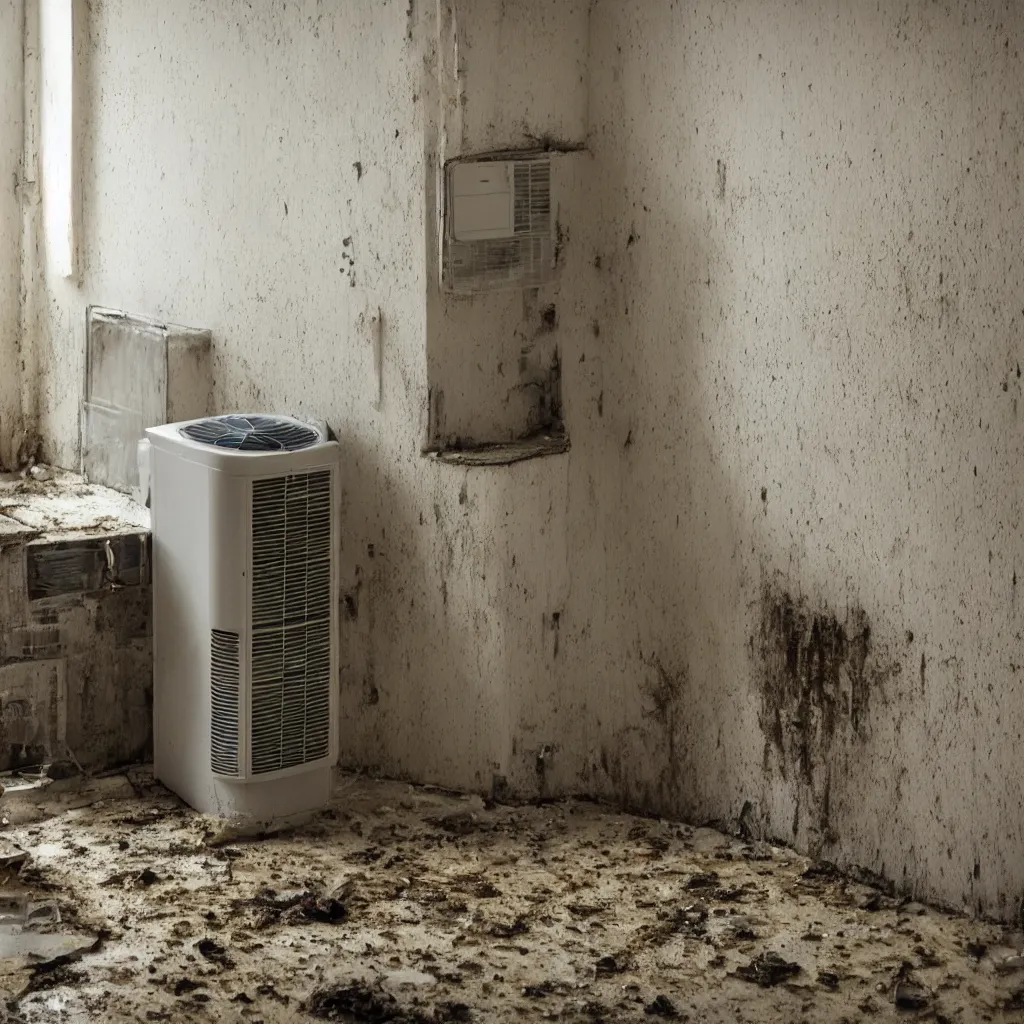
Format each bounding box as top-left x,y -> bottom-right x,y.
425,0 -> 590,449
28,0 -> 1024,922
0,0 -> 24,468
31,0 -> 562,801
569,0 -> 1024,920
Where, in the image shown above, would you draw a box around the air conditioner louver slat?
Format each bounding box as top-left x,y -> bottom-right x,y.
210,630 -> 240,776
249,471 -> 332,776
446,156 -> 553,293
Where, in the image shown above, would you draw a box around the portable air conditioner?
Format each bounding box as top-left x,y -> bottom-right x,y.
146,414 -> 340,824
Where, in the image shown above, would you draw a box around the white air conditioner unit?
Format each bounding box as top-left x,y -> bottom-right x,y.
146,414 -> 340,825
443,152 -> 554,294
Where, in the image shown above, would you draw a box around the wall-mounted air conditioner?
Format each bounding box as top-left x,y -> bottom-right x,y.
146,414 -> 340,825
443,151 -> 553,294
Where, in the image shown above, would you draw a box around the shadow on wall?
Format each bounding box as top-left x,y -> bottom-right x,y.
570,16 -> 906,867
553,28 -> 748,822
332,430 -> 521,792
583,218 -> 748,823
572,0 -> 1024,925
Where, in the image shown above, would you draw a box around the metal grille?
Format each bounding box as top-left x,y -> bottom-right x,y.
182,415 -> 321,452
210,630 -> 240,776
513,160 -> 551,234
445,156 -> 553,293
249,470 -> 332,775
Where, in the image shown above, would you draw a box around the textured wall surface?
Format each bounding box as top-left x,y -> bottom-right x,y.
31,0 -> 538,794
27,0 -> 1024,923
570,0 -> 1024,921
0,0 -> 24,468
425,0 -> 589,450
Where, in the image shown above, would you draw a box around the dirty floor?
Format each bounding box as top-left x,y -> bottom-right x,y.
1,772 -> 1022,1023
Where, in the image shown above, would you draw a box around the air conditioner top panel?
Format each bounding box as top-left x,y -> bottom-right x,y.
147,414 -> 339,475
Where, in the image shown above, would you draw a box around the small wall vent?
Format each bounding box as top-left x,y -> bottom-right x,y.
443,153 -> 553,294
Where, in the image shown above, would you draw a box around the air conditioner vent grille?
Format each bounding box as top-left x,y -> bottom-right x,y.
210,630 -> 240,776
181,414 -> 321,452
445,156 -> 553,293
249,470 -> 332,775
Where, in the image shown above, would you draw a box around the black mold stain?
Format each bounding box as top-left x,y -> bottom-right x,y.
535,743 -> 554,796
430,388 -> 445,445
458,480 -> 468,506
738,800 -> 756,839
756,581 -> 898,852
363,677 -> 379,706
624,428 -> 634,448
540,303 -> 557,330
597,391 -> 604,417
920,652 -> 926,694
551,611 -> 561,659
547,348 -> 563,430
626,225 -> 638,248
490,773 -> 511,805
716,158 -> 727,200
760,486 -> 767,503
522,133 -> 586,153
640,654 -> 687,805
554,221 -> 567,265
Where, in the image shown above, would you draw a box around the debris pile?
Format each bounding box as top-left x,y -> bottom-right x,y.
0,772 -> 1020,1022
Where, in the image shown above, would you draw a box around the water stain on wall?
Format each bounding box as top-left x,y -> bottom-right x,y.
755,580 -> 898,852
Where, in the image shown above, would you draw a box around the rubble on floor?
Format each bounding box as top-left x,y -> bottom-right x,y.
0,772 -> 1022,1023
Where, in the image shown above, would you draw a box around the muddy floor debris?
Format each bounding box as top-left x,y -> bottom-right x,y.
0,772 -> 1021,1022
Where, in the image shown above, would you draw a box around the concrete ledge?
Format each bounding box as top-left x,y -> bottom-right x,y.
426,429 -> 570,466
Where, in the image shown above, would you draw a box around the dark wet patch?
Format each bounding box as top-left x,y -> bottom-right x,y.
196,937 -> 234,969
595,953 -> 631,975
734,951 -> 801,987
645,993 -> 680,1017
488,914 -> 529,938
307,981 -> 431,1022
686,870 -> 720,890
